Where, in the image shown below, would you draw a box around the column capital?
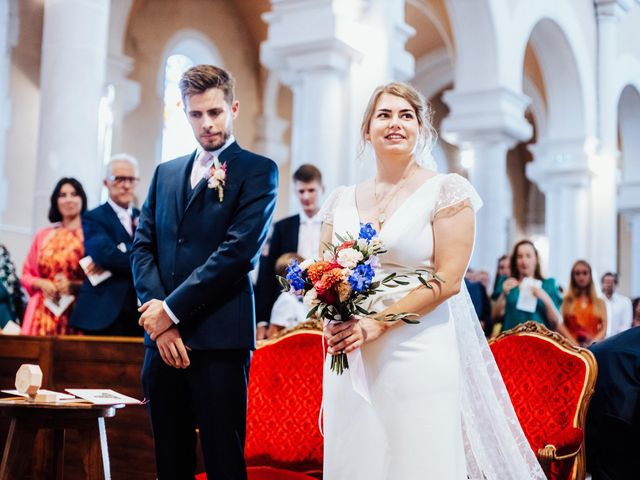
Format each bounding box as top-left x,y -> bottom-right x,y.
261,0 -> 364,83
107,53 -> 140,115
526,139 -> 593,192
254,115 -> 290,166
595,0 -> 632,22
441,87 -> 532,147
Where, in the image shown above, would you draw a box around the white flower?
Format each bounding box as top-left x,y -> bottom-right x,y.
341,268 -> 353,281
337,248 -> 363,269
299,259 -> 314,271
208,178 -> 220,189
303,288 -> 319,307
369,238 -> 384,252
214,169 -> 226,181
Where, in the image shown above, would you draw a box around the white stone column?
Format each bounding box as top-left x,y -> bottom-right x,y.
619,180 -> 640,297
441,88 -> 532,274
261,0 -> 414,191
527,140 -> 593,284
34,0 -> 110,226
591,0 -> 629,275
0,0 -> 17,215
106,54 -> 140,156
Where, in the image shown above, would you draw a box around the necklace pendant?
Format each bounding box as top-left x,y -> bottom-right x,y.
378,213 -> 386,224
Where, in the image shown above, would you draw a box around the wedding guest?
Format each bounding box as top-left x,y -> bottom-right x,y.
0,244 -> 25,330
586,326 -> 640,479
632,297 -> 640,328
492,240 -> 566,334
561,260 -> 607,347
601,272 -> 633,337
266,253 -> 307,338
256,164 -> 324,339
21,178 -> 86,336
70,154 -> 142,336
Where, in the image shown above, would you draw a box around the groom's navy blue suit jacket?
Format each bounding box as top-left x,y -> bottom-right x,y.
131,141 -> 278,350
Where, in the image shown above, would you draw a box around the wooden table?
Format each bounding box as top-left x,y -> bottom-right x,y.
0,399 -> 123,480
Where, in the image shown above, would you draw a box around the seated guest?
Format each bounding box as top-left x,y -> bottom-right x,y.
21,178 -> 87,335
586,327 -> 640,479
633,297 -> 640,328
601,272 -> 633,337
256,164 -> 324,339
465,277 -> 492,337
266,253 -> 307,338
70,154 -> 142,336
491,254 -> 510,298
561,260 -> 607,347
0,244 -> 25,330
492,240 -> 567,335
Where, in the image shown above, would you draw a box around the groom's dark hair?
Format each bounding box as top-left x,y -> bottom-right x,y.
179,65 -> 236,105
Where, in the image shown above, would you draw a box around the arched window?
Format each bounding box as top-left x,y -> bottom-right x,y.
161,54 -> 196,162
158,31 -> 224,163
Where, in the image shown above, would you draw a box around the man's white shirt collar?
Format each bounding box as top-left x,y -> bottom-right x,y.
195,134 -> 235,165
300,210 -> 321,225
107,197 -> 133,218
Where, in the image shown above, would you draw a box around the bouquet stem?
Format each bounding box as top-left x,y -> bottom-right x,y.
330,352 -> 349,374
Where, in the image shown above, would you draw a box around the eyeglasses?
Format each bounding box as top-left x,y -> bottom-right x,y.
108,176 -> 140,185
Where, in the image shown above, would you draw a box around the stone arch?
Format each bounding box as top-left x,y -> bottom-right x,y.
509,3 -> 595,139
155,29 -> 224,98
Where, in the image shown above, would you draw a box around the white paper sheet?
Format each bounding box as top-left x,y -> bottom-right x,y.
1,389 -> 76,400
1,320 -> 21,335
515,277 -> 542,313
65,388 -> 142,405
43,294 -> 75,317
79,256 -> 112,286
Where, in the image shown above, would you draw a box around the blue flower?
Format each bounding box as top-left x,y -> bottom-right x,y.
348,264 -> 376,293
358,223 -> 377,241
286,261 -> 305,291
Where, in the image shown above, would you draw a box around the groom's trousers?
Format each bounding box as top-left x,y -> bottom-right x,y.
142,347 -> 251,480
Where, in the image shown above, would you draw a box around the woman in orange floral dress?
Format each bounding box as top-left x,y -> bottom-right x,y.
21,178 -> 87,336
561,259 -> 608,347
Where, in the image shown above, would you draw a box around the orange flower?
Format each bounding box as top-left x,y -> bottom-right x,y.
307,261 -> 331,283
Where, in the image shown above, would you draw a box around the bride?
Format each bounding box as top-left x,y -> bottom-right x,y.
320,82 -> 546,479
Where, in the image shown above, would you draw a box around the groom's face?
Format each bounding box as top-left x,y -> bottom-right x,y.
185,87 -> 239,151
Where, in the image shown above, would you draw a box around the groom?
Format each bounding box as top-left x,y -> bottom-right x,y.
132,65 -> 278,479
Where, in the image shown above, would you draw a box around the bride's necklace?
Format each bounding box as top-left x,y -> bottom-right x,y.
373,163 -> 417,226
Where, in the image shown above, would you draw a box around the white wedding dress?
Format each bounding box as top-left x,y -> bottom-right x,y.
322,173 -> 546,480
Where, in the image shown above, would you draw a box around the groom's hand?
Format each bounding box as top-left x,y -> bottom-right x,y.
139,299 -> 173,340
156,326 -> 190,368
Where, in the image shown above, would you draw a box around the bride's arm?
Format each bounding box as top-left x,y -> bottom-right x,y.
327,202 -> 475,355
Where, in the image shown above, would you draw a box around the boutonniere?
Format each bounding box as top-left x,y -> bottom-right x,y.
207,158 -> 227,202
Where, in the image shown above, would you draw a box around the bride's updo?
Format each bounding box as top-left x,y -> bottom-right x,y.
359,82 -> 437,155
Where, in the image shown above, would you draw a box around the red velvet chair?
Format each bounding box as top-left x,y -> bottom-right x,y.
197,321 -> 324,480
489,321 -> 598,480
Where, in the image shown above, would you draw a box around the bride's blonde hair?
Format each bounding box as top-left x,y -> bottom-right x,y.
359,82 -> 437,156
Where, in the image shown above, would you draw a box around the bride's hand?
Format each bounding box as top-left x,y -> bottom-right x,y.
324,316 -> 387,354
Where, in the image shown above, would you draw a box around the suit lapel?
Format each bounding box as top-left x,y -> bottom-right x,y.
104,203 -> 132,241
176,151 -> 197,221
183,142 -> 242,215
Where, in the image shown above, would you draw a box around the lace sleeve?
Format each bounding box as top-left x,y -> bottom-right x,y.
433,173 -> 483,219
319,186 -> 347,225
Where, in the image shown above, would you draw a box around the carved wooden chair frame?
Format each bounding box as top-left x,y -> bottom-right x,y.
490,321 -> 598,479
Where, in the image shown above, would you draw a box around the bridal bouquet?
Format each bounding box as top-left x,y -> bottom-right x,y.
278,223 -> 441,374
